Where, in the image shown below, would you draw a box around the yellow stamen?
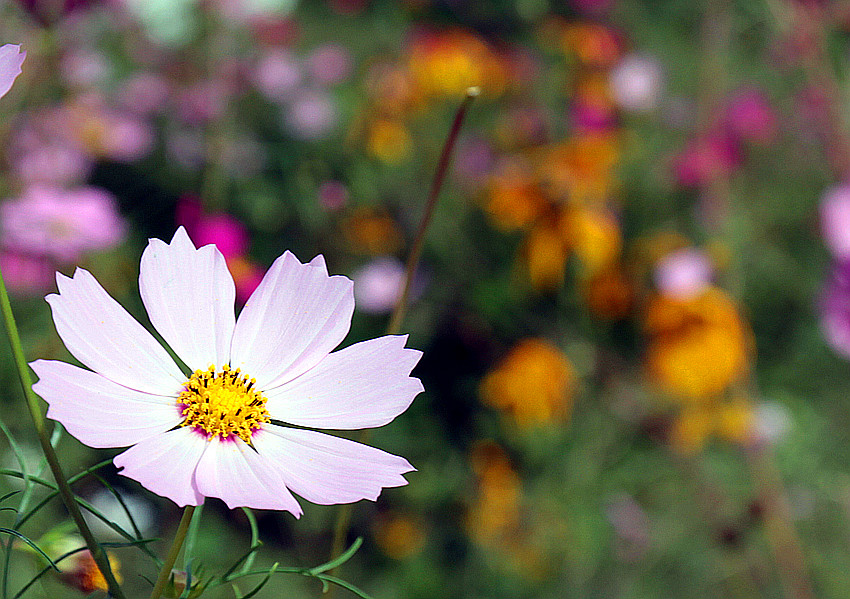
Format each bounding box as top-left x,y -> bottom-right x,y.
178,364 -> 270,443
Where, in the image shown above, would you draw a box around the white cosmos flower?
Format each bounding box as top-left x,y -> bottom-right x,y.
31,227 -> 422,515
0,44 -> 25,99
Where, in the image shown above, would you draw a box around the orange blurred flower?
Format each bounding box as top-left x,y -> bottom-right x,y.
341,207 -> 404,255
486,160 -> 548,231
582,263 -> 632,320
560,22 -> 621,67
645,288 -> 751,401
536,135 -> 620,204
564,207 -> 622,276
526,220 -> 570,290
467,441 -> 523,543
373,514 -> 427,560
480,339 -> 576,427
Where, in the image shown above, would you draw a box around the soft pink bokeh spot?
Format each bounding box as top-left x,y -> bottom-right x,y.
353,257 -> 407,315
654,248 -> 712,300
1,185 -> 126,262
318,180 -> 349,211
610,54 -> 663,112
821,184 -> 850,259
285,89 -> 337,140
307,44 -> 352,86
673,133 -> 741,188
253,49 -> 303,102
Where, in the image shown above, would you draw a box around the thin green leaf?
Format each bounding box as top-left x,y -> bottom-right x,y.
0,528 -> 58,571
240,508 -> 259,575
13,546 -> 87,599
309,537 -> 363,575
91,473 -> 142,539
220,542 -> 263,581
182,503 -> 203,570
237,563 -> 277,599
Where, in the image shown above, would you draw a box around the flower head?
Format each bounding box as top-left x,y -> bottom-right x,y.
32,227 -> 422,515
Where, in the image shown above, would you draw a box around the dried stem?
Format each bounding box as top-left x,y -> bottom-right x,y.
326,87 -> 479,594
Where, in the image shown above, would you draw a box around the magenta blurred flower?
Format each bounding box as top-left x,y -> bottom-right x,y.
610,54 -> 663,113
724,88 -> 776,144
672,132 -> 741,187
569,0 -> 615,15
654,248 -> 712,300
570,98 -> 616,134
253,49 -> 302,102
820,184 -> 850,259
820,260 -> 850,359
353,257 -> 407,315
178,199 -> 249,260
31,227 -> 421,512
0,185 -> 126,262
0,251 -> 55,294
285,89 -> 337,140
318,180 -> 349,211
0,45 -> 25,99
307,44 -> 352,86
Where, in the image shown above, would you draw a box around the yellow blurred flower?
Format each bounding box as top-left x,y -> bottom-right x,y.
480,339 -> 576,427
367,118 -> 413,163
563,207 -> 622,276
670,399 -> 755,453
341,208 -> 404,255
408,30 -> 508,99
645,287 -> 751,401
373,513 -> 427,560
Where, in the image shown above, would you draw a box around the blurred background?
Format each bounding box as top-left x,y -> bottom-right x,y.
2,0 -> 850,597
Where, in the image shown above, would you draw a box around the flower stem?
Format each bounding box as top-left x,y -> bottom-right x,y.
0,269 -> 126,598
326,87 -> 479,594
150,505 -> 197,599
386,86 -> 480,336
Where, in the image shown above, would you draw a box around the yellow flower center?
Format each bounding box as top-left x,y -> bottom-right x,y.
178,364 -> 270,443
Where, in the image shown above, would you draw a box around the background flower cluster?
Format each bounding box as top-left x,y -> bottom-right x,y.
1,0 -> 850,597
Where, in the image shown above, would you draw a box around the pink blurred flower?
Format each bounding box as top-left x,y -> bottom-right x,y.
100,112 -> 154,162
820,260 -> 850,358
253,49 -> 302,102
31,227 -> 421,512
353,257 -> 406,315
821,184 -> 850,259
570,98 -> 616,134
724,88 -> 776,144
60,49 -> 110,88
175,81 -> 229,125
0,251 -> 54,294
318,180 -> 349,211
610,54 -> 663,113
285,89 -> 337,140
654,248 -> 712,300
1,185 -> 126,262
12,141 -> 92,186
116,72 -> 171,116
307,44 -> 352,86
0,44 -> 25,99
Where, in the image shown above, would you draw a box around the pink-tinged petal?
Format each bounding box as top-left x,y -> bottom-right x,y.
0,44 -> 24,99
114,428 -> 206,507
31,360 -> 182,448
251,426 -> 414,505
192,437 -> 302,515
46,268 -> 186,395
139,227 -> 236,371
265,335 -> 423,429
230,251 -> 354,389
308,254 -> 328,274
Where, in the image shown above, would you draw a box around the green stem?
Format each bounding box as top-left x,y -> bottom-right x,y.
327,87 -> 479,594
0,269 -> 126,598
150,505 -> 197,599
